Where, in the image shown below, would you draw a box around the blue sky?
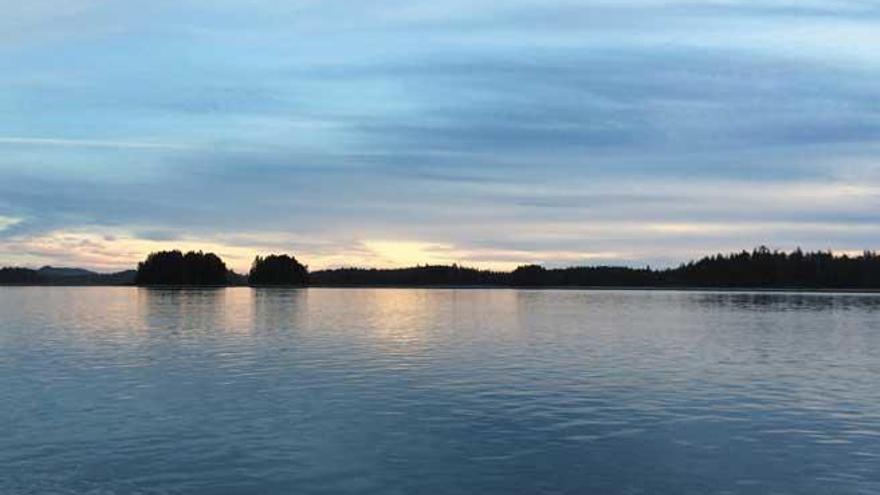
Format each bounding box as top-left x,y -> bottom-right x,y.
1,0 -> 879,271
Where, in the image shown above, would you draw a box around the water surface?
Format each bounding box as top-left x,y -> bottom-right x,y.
2,288 -> 879,494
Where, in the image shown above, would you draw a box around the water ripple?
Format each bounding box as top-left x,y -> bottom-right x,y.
1,287 -> 879,494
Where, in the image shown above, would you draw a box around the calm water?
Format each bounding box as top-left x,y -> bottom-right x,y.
2,288 -> 880,494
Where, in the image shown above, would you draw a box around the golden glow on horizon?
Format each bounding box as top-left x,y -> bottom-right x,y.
362,240 -> 456,267
0,231 -> 258,272
0,230 -> 624,272
2,222 -> 880,274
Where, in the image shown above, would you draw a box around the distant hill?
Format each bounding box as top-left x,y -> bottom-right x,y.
57,269 -> 137,286
0,267 -> 136,285
226,270 -> 248,286
38,266 -> 98,278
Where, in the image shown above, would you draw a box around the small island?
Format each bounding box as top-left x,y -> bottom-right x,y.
249,254 -> 309,286
135,250 -> 229,286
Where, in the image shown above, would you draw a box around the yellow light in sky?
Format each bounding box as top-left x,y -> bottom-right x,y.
0,229 -> 624,272
362,240 -> 456,267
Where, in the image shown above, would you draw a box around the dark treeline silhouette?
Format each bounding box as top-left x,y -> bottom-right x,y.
506,265 -> 661,287
312,264 -> 501,286
135,250 -> 228,286
665,247 -> 880,288
249,254 -> 309,286
310,264 -> 661,286
310,247 -> 880,288
4,246 -> 880,288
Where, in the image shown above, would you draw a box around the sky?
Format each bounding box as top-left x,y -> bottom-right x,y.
1,0 -> 880,272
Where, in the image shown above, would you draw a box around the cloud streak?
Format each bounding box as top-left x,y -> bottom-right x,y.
0,136 -> 200,150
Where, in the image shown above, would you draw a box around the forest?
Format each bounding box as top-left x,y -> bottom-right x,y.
2,246 -> 880,289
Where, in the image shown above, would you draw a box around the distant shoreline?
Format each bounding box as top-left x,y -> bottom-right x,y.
4,247 -> 880,289
307,285 -> 880,293
3,284 -> 880,294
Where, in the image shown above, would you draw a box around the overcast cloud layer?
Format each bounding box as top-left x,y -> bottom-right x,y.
2,0 -> 880,271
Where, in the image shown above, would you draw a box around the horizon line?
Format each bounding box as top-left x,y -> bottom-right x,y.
3,245 -> 877,276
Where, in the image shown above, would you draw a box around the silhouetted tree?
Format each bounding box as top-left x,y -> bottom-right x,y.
249,254 -> 309,286
135,250 -> 228,286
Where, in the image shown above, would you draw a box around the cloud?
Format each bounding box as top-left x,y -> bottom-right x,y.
0,0 -> 879,269
0,216 -> 20,232
0,136 -> 200,150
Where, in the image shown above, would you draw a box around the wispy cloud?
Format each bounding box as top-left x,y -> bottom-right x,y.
0,137 -> 199,150
0,216 -> 20,232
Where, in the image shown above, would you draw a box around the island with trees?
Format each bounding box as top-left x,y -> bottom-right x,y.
134,250 -> 230,286
2,246 -> 880,289
249,254 -> 309,286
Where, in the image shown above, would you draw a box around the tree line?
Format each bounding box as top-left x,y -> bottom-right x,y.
311,247 -> 880,288
130,246 -> 880,288
2,246 -> 880,288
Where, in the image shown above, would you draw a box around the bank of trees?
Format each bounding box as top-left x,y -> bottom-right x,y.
309,247 -> 880,288
665,246 -> 880,288
506,265 -> 660,287
311,264 -> 499,286
309,264 -> 660,286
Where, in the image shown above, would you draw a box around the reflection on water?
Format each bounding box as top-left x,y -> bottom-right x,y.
691,290 -> 880,312
139,288 -> 227,331
1,287 -> 879,494
251,288 -> 306,325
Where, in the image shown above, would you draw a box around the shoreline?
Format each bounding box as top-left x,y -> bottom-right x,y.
3,284 -> 880,294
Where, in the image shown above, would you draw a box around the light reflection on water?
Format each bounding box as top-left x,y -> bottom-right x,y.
1,287 -> 879,494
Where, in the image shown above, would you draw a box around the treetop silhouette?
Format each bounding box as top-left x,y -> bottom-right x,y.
135,250 -> 228,286
249,254 -> 309,286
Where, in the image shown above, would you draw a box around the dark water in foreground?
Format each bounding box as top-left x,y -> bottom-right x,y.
1,288 -> 879,494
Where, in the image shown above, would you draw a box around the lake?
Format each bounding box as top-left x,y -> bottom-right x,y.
1,287 -> 879,494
